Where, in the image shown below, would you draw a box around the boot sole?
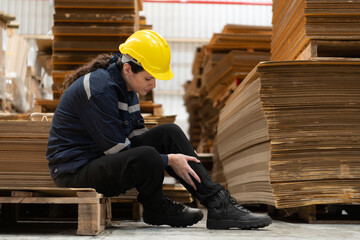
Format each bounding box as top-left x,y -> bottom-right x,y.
144,212 -> 204,228
207,218 -> 272,230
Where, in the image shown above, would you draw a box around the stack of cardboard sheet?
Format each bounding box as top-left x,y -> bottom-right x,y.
183,48 -> 203,149
201,24 -> 271,105
216,60 -> 360,208
211,142 -> 227,188
184,24 -> 271,154
202,50 -> 270,106
51,0 -> 142,98
271,0 -> 360,61
0,119 -> 54,187
183,80 -> 201,150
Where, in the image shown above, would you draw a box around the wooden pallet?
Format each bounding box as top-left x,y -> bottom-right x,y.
296,40 -> 360,60
34,99 -> 59,113
108,188 -> 141,221
298,204 -> 360,224
0,187 -> 110,235
269,204 -> 360,224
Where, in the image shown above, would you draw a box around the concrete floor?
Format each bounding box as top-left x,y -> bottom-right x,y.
0,210 -> 359,240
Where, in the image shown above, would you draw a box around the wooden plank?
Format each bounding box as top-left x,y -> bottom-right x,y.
54,11 -> 135,23
140,101 -> 163,116
34,99 -> 59,113
0,11 -> 16,23
0,197 -> 100,204
53,40 -> 124,52
0,187 -> 97,196
54,0 -> 135,9
51,52 -> 111,70
53,26 -> 135,36
296,40 -> 360,60
77,191 -> 104,235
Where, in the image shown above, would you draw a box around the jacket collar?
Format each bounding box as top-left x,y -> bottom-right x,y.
107,62 -> 136,99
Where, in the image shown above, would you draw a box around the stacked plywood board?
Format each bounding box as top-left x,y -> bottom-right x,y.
185,24 -> 271,154
271,0 -> 360,61
216,60 -> 360,208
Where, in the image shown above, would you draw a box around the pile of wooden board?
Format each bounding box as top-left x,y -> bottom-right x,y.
185,24 -> 271,153
216,60 -> 360,208
271,0 -> 360,61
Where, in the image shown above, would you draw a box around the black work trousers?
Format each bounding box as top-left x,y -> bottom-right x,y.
54,123 -> 223,208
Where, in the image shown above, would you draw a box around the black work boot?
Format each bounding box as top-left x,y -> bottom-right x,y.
143,195 -> 204,227
205,190 -> 272,229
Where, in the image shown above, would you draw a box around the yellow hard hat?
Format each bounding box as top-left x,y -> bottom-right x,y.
119,30 -> 174,80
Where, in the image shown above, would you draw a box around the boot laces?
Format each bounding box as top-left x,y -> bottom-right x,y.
223,190 -> 250,213
163,195 -> 185,214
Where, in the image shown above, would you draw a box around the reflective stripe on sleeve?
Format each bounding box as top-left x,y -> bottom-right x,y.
128,103 -> 140,113
128,127 -> 148,139
83,73 -> 91,99
118,102 -> 128,111
118,102 -> 140,113
104,138 -> 131,155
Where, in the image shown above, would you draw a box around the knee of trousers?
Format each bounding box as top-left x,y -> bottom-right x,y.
132,146 -> 165,172
156,123 -> 184,138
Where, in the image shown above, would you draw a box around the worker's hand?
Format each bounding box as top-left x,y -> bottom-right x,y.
167,154 -> 201,190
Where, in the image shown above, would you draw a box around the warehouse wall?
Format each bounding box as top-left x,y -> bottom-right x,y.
142,0 -> 272,134
0,0 -> 53,35
143,0 -> 272,39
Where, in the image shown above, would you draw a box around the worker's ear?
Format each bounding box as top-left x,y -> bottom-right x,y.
122,62 -> 133,75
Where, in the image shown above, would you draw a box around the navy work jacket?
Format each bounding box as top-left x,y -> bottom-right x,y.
46,63 -> 167,179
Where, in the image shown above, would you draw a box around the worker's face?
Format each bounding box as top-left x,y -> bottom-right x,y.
122,63 -> 156,96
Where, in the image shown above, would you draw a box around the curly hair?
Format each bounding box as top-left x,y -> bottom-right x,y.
60,53 -> 144,95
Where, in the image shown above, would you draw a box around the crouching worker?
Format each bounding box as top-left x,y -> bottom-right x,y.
46,30 -> 272,229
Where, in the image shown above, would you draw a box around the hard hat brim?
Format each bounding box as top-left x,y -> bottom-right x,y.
149,68 -> 174,81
